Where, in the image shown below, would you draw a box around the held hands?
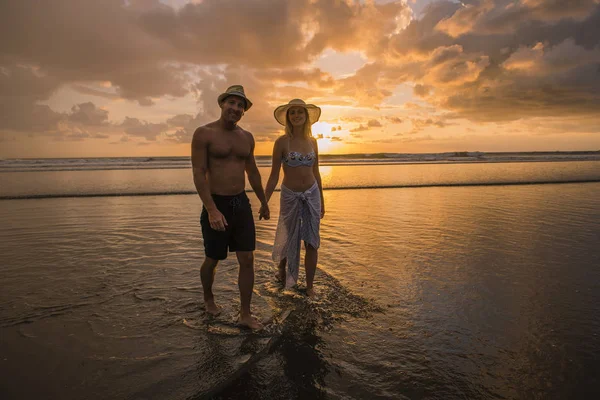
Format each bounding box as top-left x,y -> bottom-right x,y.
208,210 -> 228,231
259,203 -> 270,220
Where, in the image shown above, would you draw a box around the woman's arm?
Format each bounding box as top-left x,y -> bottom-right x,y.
312,138 -> 325,218
265,137 -> 283,203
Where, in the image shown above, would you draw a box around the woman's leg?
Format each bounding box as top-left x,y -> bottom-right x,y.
304,242 -> 318,297
276,258 -> 287,283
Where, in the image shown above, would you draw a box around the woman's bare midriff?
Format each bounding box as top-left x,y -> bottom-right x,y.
282,165 -> 315,192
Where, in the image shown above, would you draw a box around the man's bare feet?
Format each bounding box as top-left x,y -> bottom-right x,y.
306,287 -> 316,299
238,314 -> 264,330
204,299 -> 221,316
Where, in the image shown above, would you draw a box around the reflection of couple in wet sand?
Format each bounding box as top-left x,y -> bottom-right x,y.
191,85 -> 325,330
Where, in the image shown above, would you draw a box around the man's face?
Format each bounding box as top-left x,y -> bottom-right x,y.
220,95 -> 246,124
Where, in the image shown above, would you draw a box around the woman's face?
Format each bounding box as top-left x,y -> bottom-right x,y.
287,106 -> 307,127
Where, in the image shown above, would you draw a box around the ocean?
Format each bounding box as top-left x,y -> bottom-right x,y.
1,153 -> 600,399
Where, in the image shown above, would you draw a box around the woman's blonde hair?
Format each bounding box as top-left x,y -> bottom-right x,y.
284,107 -> 313,138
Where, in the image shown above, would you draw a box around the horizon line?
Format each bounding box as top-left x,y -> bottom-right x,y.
2,149 -> 600,160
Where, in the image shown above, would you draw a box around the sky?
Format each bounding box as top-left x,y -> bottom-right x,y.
1,0 -> 600,158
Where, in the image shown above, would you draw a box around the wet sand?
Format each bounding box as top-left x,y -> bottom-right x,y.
2,183 -> 600,399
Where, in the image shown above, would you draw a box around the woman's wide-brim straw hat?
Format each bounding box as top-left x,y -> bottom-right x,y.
274,99 -> 321,126
217,85 -> 253,111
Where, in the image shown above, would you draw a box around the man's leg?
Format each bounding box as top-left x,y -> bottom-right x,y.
236,251 -> 263,329
200,257 -> 221,315
304,243 -> 318,298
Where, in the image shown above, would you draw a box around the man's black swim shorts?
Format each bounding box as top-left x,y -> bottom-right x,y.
200,191 -> 255,260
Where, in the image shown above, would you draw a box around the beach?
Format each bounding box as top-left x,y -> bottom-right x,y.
4,0 -> 600,397
1,157 -> 600,399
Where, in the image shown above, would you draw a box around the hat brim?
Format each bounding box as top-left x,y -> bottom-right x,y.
218,93 -> 253,111
274,104 -> 321,126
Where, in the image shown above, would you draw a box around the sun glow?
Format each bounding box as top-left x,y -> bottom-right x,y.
312,121 -> 332,137
317,165 -> 334,186
312,121 -> 346,153
316,137 -> 335,153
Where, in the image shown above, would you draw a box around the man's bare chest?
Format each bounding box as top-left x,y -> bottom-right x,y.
208,137 -> 251,161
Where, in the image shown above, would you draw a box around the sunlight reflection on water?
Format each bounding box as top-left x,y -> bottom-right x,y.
1,161 -> 600,198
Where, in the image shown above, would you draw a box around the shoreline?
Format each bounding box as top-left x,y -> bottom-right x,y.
2,179 -> 600,201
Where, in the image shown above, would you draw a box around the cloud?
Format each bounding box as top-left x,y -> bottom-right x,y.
1,0 -> 183,104
378,0 -> 600,122
410,118 -> 449,133
421,45 -> 491,87
71,84 -> 120,99
254,133 -> 280,142
0,0 -> 407,79
435,0 -> 496,38
368,119 -> 382,127
112,63 -> 191,106
110,135 -> 131,144
120,117 -> 168,141
503,38 -> 600,74
1,0 -> 600,153
0,64 -> 64,132
398,134 -> 434,143
371,138 -> 400,143
255,68 -> 335,88
340,116 -> 364,123
436,0 -> 599,38
350,124 -> 369,132
413,84 -> 431,97
348,118 -> 382,132
438,38 -> 600,121
302,0 -> 412,58
163,112 -> 209,143
65,131 -> 92,141
386,117 -> 404,123
68,102 -> 109,126
337,63 -> 394,107
404,102 -> 425,110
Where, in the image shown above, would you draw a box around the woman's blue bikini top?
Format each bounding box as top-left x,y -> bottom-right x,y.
282,150 -> 316,167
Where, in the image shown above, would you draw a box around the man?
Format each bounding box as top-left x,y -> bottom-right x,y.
191,85 -> 269,330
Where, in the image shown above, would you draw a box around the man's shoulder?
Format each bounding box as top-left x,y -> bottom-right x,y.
192,122 -> 218,141
238,126 -> 255,141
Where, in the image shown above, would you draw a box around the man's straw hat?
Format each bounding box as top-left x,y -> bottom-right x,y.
274,99 -> 321,126
217,85 -> 252,111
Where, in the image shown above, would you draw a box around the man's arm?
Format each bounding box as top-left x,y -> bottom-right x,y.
264,137 -> 282,203
191,127 -> 227,230
244,131 -> 269,220
312,137 -> 325,219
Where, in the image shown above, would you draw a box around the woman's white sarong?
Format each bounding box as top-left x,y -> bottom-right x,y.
272,182 -> 321,288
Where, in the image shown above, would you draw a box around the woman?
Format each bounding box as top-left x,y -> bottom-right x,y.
265,99 -> 325,298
